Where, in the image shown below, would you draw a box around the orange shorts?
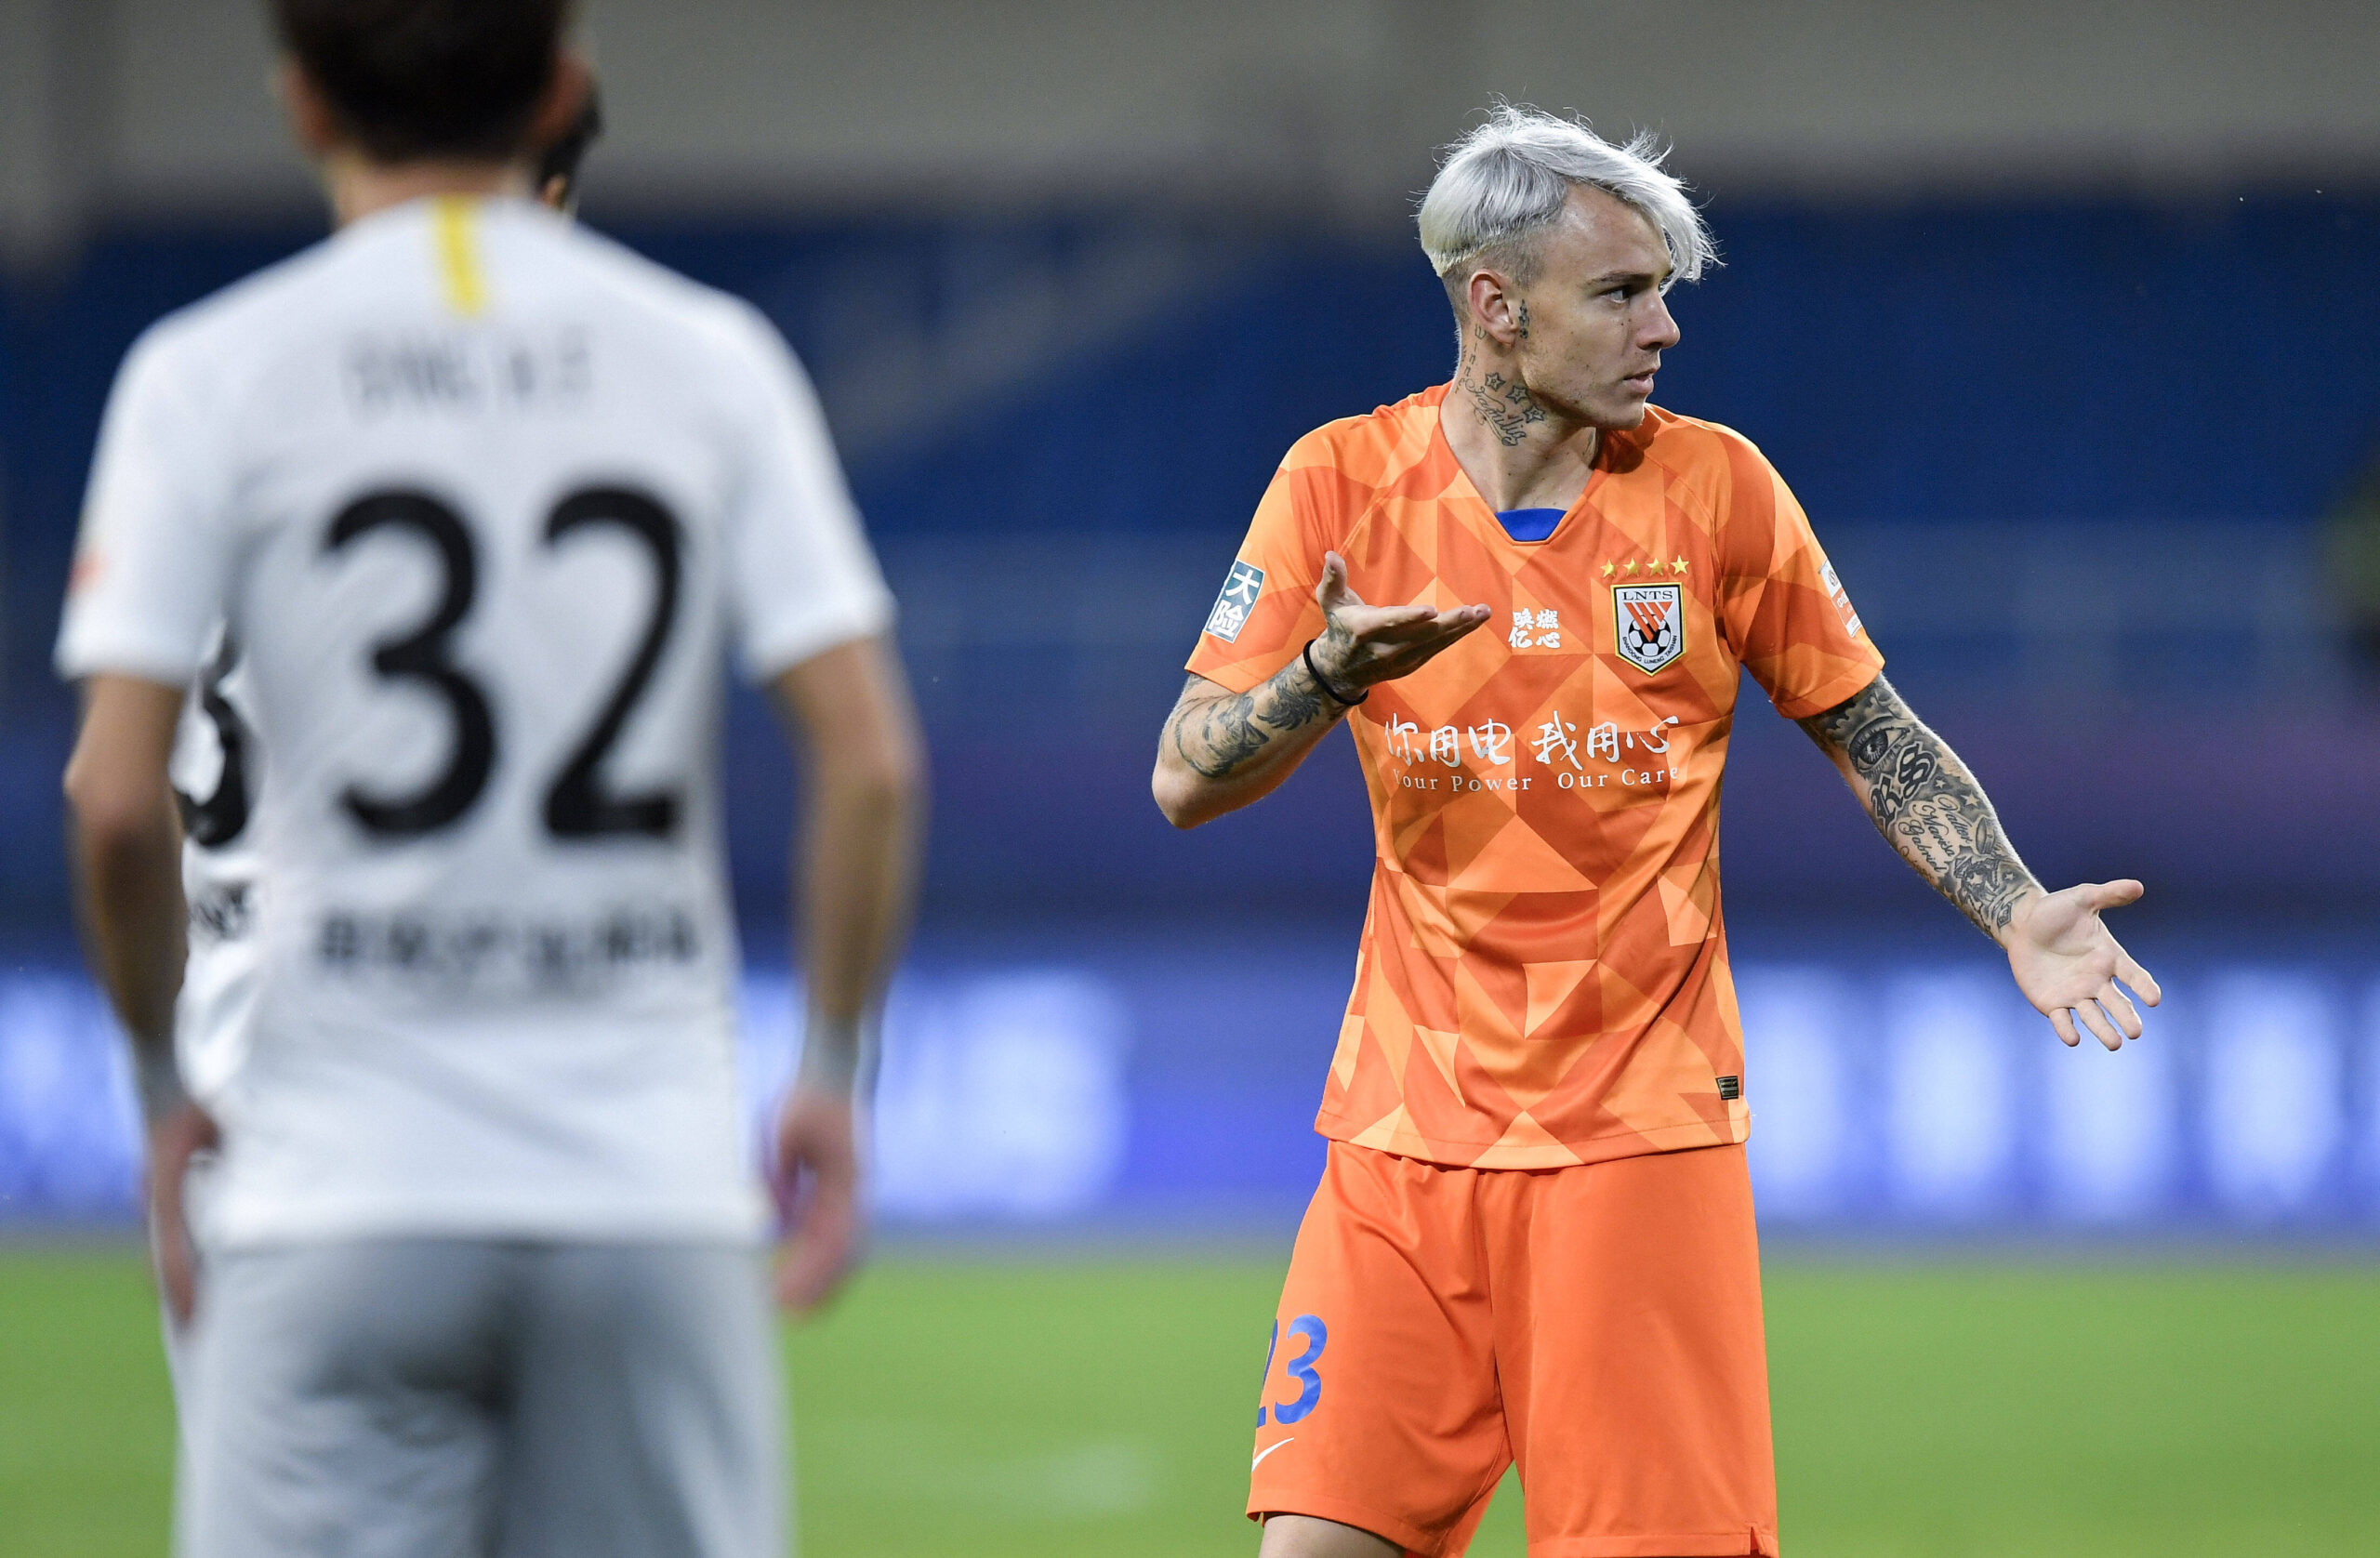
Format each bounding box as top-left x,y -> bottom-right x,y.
1248,1142 -> 1777,1557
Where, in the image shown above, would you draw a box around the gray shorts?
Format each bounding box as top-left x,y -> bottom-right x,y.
178,1238 -> 784,1558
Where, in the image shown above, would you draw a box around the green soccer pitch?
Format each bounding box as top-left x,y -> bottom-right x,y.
4,1247 -> 2376,1556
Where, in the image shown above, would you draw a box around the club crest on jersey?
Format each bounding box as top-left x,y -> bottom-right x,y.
1205,561 -> 1264,642
1612,583 -> 1685,674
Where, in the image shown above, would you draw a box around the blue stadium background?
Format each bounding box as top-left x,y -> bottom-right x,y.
6,194 -> 2379,1234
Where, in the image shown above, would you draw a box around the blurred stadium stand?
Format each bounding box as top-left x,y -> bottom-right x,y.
4,0 -> 2377,1232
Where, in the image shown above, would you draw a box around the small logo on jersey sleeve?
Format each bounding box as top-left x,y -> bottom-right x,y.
1716,1074 -> 1741,1101
1818,560 -> 1865,638
1204,561 -> 1265,642
1613,583 -> 1685,673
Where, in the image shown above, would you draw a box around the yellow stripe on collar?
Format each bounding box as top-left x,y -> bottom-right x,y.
431,196 -> 487,317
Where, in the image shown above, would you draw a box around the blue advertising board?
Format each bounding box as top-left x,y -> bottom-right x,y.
5,928 -> 2377,1237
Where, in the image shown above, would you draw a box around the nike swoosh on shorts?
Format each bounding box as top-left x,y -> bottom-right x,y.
1250,1437 -> 1295,1471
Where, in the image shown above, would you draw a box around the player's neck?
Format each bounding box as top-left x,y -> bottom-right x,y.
1442,342 -> 1601,515
323,154 -> 536,230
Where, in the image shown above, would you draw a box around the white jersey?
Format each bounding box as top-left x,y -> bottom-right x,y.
58,195 -> 893,1248
170,627 -> 264,1109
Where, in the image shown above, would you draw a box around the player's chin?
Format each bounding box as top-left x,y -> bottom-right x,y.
1595,387 -> 1655,427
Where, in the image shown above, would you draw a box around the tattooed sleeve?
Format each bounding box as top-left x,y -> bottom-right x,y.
1797,675 -> 2040,936
1167,658 -> 1339,781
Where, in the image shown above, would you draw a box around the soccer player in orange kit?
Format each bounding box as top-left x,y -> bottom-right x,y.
1153,106 -> 2162,1558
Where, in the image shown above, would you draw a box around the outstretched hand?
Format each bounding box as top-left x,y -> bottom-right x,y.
770,1087 -> 864,1315
1307,551 -> 1490,693
2004,879 -> 2162,1050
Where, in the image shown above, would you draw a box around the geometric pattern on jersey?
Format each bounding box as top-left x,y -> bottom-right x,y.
1187,386 -> 1883,1169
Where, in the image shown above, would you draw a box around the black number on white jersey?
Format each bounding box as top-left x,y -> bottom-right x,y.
175,632 -> 254,849
323,483 -> 684,843
324,491 -> 499,837
541,487 -> 684,839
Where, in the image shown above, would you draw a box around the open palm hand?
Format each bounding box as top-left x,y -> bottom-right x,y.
1308,551 -> 1490,692
2004,879 -> 2162,1050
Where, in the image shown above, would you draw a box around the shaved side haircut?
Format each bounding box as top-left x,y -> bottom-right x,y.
1418,104 -> 1717,316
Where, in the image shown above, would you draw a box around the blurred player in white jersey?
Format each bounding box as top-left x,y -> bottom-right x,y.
146,76 -> 622,1553
59,3 -> 922,1554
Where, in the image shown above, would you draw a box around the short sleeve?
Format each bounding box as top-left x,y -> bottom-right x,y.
1183,446 -> 1336,693
718,308 -> 895,681
54,325 -> 237,686
1712,435 -> 1884,720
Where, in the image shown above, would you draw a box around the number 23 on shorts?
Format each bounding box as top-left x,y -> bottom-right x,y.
1257,1314 -> 1328,1427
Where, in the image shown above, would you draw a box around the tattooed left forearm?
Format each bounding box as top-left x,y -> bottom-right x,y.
1798,675 -> 2040,937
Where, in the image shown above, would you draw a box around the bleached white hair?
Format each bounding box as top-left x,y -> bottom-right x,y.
1417,105 -> 1716,303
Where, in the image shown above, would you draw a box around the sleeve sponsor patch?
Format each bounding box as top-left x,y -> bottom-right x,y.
1818,560 -> 1864,638
1203,561 -> 1265,642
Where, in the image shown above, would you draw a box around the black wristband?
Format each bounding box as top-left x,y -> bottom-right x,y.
1302,639 -> 1368,706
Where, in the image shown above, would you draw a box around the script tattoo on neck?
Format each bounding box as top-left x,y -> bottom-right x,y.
1456,329 -> 1547,448
1169,644 -> 1342,780
1798,675 -> 2039,935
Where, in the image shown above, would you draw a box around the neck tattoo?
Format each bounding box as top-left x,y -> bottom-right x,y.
1457,330 -> 1547,448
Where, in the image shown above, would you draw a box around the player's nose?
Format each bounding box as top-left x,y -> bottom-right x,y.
1641,293 -> 1681,351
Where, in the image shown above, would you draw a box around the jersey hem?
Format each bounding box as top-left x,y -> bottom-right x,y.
738,598 -> 896,684
1181,652 -> 1280,697
1245,1490 -> 1450,1557
1527,1528 -> 1778,1557
53,643 -> 204,689
1313,1108 -> 1749,1170
1768,657 -> 1884,721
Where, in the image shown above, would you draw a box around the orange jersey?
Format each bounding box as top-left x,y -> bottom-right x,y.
1186,385 -> 1883,1170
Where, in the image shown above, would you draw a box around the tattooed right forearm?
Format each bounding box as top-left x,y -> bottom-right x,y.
1176,686 -> 1267,779
1169,661 -> 1339,780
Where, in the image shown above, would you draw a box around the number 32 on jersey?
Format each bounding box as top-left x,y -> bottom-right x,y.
323,484 -> 683,843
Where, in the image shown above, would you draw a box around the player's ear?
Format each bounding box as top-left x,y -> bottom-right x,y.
276,58 -> 346,160
1466,269 -> 1522,348
525,52 -> 593,162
